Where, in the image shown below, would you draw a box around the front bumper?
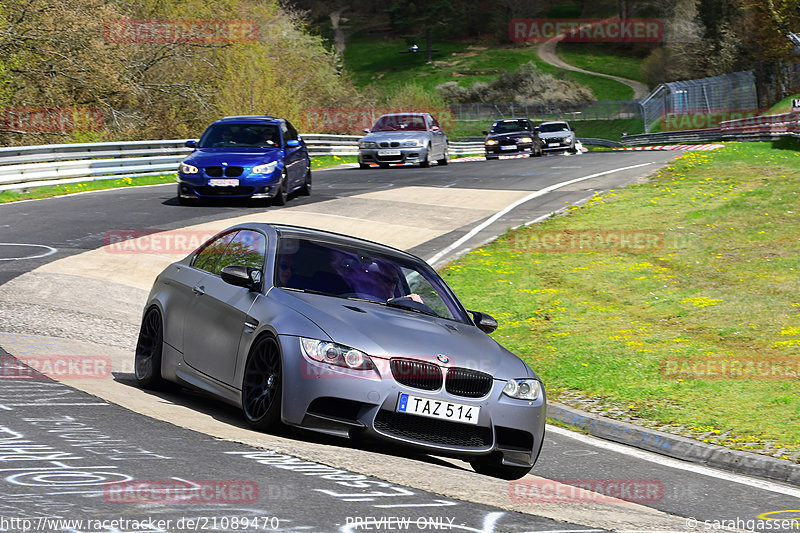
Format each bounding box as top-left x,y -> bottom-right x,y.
541,138 -> 575,151
278,335 -> 546,467
485,143 -> 533,157
177,172 -> 282,199
359,146 -> 429,165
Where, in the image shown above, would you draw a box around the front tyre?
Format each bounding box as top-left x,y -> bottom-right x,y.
242,335 -> 283,431
135,307 -> 167,390
272,171 -> 288,206
469,452 -> 532,480
420,146 -> 431,168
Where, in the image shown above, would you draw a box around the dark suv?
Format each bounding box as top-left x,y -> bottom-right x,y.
483,118 -> 543,159
177,116 -> 310,205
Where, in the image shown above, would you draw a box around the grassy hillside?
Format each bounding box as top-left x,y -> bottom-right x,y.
557,43 -> 649,84
343,33 -> 635,101
767,94 -> 800,114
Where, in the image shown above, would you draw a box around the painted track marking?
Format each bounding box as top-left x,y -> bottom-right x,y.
426,162 -> 655,266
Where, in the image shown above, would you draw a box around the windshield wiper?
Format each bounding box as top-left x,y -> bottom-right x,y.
385,298 -> 439,317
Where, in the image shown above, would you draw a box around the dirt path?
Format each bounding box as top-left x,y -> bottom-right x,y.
537,36 -> 650,100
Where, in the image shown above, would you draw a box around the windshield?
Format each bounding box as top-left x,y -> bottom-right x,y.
489,120 -> 530,134
539,122 -> 570,133
198,123 -> 281,149
371,114 -> 427,132
275,236 -> 469,323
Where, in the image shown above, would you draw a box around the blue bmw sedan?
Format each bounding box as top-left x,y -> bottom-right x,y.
177,116 -> 311,205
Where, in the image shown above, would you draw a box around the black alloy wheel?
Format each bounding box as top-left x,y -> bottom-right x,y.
242,335 -> 283,430
135,307 -> 167,389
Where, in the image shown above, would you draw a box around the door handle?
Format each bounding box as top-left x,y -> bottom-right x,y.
192,285 -> 205,295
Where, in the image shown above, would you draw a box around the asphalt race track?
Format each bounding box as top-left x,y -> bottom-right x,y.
0,152 -> 798,532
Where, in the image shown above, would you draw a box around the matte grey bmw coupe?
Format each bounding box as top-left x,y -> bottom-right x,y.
135,224 -> 545,479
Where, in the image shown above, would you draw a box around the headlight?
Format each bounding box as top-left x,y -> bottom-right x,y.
485,139 -> 498,146
401,139 -> 423,147
252,162 -> 277,175
519,137 -> 532,144
180,162 -> 198,174
359,141 -> 378,149
300,338 -> 374,371
502,379 -> 541,400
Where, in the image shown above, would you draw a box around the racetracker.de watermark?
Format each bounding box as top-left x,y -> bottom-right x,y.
1,107 -> 103,133
103,19 -> 259,44
104,230 -> 220,254
509,479 -> 664,504
508,229 -> 668,253
662,356 -> 800,380
103,480 -> 259,504
0,355 -> 111,380
509,18 -> 663,43
660,109 -> 764,131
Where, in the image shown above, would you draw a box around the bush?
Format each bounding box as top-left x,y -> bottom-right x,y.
436,62 -> 595,104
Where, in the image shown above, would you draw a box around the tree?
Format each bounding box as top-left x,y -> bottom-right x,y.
739,0 -> 800,107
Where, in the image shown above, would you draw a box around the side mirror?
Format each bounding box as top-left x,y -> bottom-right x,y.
363,129 -> 371,134
286,140 -> 300,147
221,265 -> 262,291
468,310 -> 498,334
185,140 -> 197,148
482,130 -> 488,136
431,126 -> 440,132
533,126 -> 540,132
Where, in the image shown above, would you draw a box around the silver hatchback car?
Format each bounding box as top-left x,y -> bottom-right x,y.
135,224 -> 545,479
358,113 -> 449,168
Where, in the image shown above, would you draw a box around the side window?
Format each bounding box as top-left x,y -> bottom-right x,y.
284,121 -> 299,141
217,230 -> 267,273
193,231 -> 238,274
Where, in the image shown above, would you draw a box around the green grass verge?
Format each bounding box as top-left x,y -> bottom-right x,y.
0,156 -> 357,204
557,43 -> 648,84
767,94 -> 800,114
441,139 -> 800,458
310,155 -> 358,170
343,35 -> 634,102
0,174 -> 178,204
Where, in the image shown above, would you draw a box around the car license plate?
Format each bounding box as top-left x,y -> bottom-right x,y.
377,149 -> 401,156
396,393 -> 479,425
208,178 -> 239,187
500,145 -> 516,150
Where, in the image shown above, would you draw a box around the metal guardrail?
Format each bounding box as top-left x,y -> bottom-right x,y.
620,129 -> 725,146
1,126 -> 796,191
0,135 -> 488,191
621,112 -> 800,146
720,111 -> 800,133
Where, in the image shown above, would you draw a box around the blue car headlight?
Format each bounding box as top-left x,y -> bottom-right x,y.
180,162 -> 199,174
252,162 -> 278,175
502,379 -> 541,400
300,338 -> 374,371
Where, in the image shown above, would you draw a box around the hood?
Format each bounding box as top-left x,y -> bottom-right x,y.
271,289 -> 532,378
185,150 -> 280,167
361,131 -> 431,143
538,130 -> 573,139
487,132 -> 534,141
